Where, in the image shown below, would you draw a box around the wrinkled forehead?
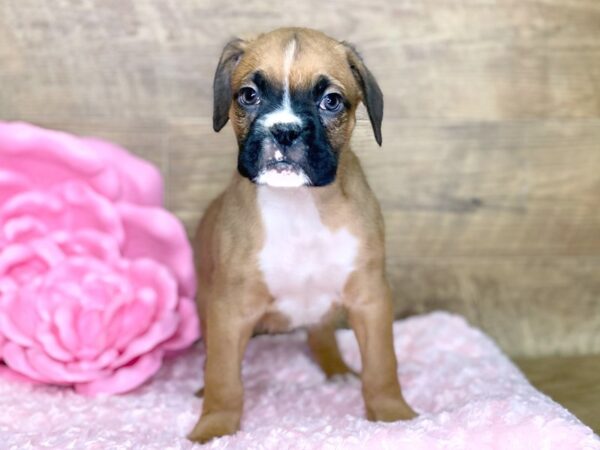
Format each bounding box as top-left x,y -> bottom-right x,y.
233,31 -> 359,99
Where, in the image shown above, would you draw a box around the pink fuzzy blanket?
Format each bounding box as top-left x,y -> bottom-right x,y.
1,312 -> 598,449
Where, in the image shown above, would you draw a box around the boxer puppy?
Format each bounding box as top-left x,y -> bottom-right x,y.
189,27 -> 416,443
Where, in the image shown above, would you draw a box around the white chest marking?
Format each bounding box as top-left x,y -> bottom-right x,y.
257,187 -> 359,328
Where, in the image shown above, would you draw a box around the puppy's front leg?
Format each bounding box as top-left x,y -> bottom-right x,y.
345,275 -> 416,422
188,297 -> 261,443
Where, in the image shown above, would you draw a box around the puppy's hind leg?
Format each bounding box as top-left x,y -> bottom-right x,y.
307,321 -> 357,379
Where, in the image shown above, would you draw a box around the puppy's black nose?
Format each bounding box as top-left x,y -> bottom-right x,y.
270,123 -> 301,147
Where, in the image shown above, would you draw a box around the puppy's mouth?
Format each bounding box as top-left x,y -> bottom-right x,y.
255,161 -> 311,188
265,161 -> 297,172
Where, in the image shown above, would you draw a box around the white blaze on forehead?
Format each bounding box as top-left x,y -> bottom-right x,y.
260,39 -> 302,128
282,38 -> 296,94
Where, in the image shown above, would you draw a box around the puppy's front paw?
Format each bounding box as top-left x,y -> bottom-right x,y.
366,396 -> 417,422
187,411 -> 240,444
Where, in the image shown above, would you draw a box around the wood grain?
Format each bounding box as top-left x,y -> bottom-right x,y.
1,0 -> 599,357
515,354 -> 600,433
2,0 -> 600,121
391,256 -> 600,357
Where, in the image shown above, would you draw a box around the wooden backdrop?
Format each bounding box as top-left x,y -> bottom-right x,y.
1,0 -> 599,357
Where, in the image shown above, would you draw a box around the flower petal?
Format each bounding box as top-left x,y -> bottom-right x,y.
0,286 -> 38,347
111,312 -> 179,368
35,322 -> 73,362
0,364 -> 45,385
82,138 -> 163,206
129,258 -> 178,315
2,215 -> 47,243
111,296 -> 156,351
0,331 -> 5,360
0,122 -> 164,205
27,346 -> 113,383
0,122 -> 122,200
75,309 -> 108,361
0,169 -> 31,205
75,350 -> 164,395
117,203 -> 196,299
69,348 -> 118,372
2,342 -> 51,383
1,183 -> 125,245
161,297 -> 200,353
0,242 -> 44,282
53,304 -> 80,354
57,229 -> 121,266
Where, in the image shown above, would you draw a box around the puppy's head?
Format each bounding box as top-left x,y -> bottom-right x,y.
213,28 -> 383,188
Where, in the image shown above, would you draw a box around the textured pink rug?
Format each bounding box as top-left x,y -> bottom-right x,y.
1,312 -> 598,449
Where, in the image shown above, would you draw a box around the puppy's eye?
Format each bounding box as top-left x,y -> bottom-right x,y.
319,93 -> 344,113
238,87 -> 260,106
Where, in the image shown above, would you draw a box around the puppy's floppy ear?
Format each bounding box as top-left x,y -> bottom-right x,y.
342,42 -> 384,146
213,38 -> 246,132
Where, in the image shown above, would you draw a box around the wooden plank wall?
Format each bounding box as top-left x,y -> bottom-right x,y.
1,0 -> 599,357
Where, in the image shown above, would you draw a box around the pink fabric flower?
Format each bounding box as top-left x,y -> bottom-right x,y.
0,122 -> 199,395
